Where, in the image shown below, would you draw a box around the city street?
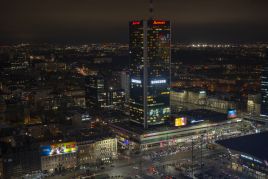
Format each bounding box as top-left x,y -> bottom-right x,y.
45,120 -> 263,179
47,145 -> 227,179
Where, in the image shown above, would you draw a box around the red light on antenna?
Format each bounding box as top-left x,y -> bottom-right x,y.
132,21 -> 140,25
153,20 -> 166,25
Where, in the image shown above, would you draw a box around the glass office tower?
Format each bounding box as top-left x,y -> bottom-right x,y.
129,20 -> 171,128
261,57 -> 268,116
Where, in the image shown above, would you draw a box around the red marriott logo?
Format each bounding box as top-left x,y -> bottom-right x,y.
153,20 -> 166,25
132,21 -> 140,25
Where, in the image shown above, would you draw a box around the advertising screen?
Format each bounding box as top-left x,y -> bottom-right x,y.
41,142 -> 77,156
227,109 -> 237,119
175,117 -> 187,127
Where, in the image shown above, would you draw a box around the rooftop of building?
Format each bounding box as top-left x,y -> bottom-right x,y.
111,116 -> 233,136
171,87 -> 239,101
216,131 -> 268,161
73,128 -> 115,143
171,87 -> 206,93
176,109 -> 227,121
0,135 -> 40,156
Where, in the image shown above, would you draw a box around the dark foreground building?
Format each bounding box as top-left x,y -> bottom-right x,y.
217,132 -> 268,179
1,136 -> 41,178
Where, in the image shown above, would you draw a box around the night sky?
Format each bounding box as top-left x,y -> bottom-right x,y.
1,0 -> 268,44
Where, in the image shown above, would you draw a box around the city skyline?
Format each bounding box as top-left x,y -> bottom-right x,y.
1,0 -> 268,44
1,0 -> 268,178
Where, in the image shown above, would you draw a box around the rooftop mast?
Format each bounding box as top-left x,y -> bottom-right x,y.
149,0 -> 154,20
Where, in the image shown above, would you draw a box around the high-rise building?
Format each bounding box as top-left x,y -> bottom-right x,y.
120,70 -> 130,101
85,74 -> 107,110
261,56 -> 268,116
129,19 -> 171,128
247,94 -> 260,116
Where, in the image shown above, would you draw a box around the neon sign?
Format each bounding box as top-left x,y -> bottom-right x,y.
190,119 -> 204,124
132,21 -> 140,25
241,154 -> 263,164
151,79 -> 166,84
153,20 -> 166,25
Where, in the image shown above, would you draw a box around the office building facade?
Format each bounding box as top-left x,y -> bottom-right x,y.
85,74 -> 107,110
261,56 -> 268,116
129,20 -> 171,128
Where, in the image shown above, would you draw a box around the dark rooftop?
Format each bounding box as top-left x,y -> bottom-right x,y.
177,109 -> 227,122
216,131 -> 268,161
111,118 -> 231,135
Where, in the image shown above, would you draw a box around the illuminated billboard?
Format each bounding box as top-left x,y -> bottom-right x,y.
227,109 -> 237,119
41,142 -> 77,156
175,117 -> 187,127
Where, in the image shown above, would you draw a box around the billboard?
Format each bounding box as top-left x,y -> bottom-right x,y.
41,142 -> 77,156
175,117 -> 187,127
227,109 -> 237,119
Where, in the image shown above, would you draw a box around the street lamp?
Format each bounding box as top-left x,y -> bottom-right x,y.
191,136 -> 194,178
200,134 -> 204,178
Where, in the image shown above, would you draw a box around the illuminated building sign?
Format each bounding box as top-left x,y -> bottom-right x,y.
132,21 -> 140,25
131,79 -> 142,84
41,142 -> 77,156
153,20 -> 166,25
175,117 -> 187,127
227,109 -> 237,119
123,139 -> 129,145
241,154 -> 263,164
190,119 -> 204,124
161,91 -> 170,95
151,79 -> 166,84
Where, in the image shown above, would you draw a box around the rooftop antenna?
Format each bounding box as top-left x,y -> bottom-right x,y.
149,0 -> 154,19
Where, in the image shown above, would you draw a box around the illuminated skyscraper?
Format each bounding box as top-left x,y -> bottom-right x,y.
85,74 -> 107,110
129,19 -> 171,128
261,57 -> 268,116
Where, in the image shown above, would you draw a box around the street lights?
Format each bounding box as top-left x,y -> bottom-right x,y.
191,136 -> 194,178
139,147 -> 143,176
200,134 -> 204,178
